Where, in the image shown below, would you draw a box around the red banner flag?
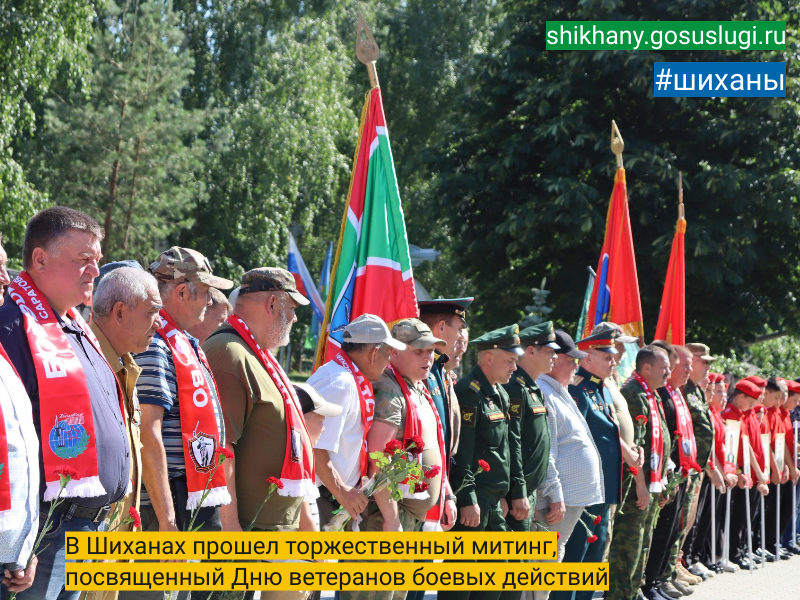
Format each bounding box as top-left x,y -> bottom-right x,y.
654,216 -> 686,345
583,168 -> 644,339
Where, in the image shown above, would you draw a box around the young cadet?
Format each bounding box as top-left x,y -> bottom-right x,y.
502,321 -> 559,533
607,345 -> 671,600
441,325 -> 523,600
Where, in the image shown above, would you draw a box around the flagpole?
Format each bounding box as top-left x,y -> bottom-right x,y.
611,120 -> 624,169
356,13 -> 380,89
794,421 -> 799,548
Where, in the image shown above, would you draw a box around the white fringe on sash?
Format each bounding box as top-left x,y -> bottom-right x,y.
44,475 -> 106,502
185,485 -> 231,511
398,482 -> 430,501
279,478 -> 320,502
422,520 -> 442,532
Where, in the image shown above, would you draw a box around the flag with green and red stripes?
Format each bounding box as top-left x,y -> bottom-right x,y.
315,88 -> 418,366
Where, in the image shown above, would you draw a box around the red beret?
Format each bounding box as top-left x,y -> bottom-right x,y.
709,372 -> 724,384
742,375 -> 767,388
736,379 -> 763,399
754,404 -> 766,414
786,380 -> 800,395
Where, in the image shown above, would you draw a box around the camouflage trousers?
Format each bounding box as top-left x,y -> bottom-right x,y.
339,502 -> 420,600
606,489 -> 660,600
663,473 -> 702,580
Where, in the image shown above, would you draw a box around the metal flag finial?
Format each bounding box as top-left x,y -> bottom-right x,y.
356,13 -> 380,89
611,120 -> 624,169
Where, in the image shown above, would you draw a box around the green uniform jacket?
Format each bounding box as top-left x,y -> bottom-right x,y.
620,377 -> 671,486
683,380 -> 714,468
452,365 -> 516,506
502,367 -> 550,500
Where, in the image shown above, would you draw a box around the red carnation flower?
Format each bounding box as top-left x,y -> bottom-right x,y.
681,467 -> 690,478
384,439 -> 404,454
477,459 -> 491,473
587,535 -> 598,544
635,415 -> 648,425
629,466 -> 639,476
414,481 -> 430,494
266,476 -> 284,489
128,506 -> 142,528
424,465 -> 441,479
54,466 -> 79,480
218,447 -> 234,460
592,515 -> 602,526
406,436 -> 425,453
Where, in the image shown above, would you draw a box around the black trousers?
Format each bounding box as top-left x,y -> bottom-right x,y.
683,476 -> 714,565
727,486 -> 757,561
765,480 -> 795,550
644,481 -> 687,587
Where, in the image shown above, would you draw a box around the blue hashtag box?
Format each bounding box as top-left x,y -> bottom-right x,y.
654,62 -> 786,97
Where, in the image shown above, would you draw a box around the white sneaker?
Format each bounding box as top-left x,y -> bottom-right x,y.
694,563 -> 715,578
719,560 -> 739,573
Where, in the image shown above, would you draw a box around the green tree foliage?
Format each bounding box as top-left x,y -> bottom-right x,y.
717,335 -> 800,379
184,9 -> 357,280
432,0 -> 800,347
23,0 -> 206,263
0,0 -> 93,260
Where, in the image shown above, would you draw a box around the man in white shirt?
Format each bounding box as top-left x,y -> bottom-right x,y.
537,330 -> 605,600
307,314 -> 406,526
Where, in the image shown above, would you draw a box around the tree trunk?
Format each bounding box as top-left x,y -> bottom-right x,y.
122,135 -> 143,254
103,101 -> 127,259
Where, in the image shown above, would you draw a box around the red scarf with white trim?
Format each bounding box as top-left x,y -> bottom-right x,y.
0,342 -> 17,522
227,316 -> 317,501
386,364 -> 446,530
157,310 -> 230,509
633,372 -> 664,492
333,350 -> 374,479
9,272 -> 126,501
665,383 -> 701,472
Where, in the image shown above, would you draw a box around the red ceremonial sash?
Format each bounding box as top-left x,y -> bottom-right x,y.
387,364 -> 447,530
0,343 -> 17,520
333,350 -> 374,478
157,310 -> 230,509
665,383 -> 701,472
633,372 -> 664,492
227,316 -> 317,500
8,272 -> 126,501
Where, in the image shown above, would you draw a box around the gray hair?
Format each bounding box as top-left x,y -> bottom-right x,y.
157,279 -> 197,301
94,267 -> 159,318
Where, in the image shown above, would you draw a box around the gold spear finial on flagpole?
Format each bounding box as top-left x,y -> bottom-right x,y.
678,171 -> 685,219
611,120 -> 624,169
356,13 -> 380,89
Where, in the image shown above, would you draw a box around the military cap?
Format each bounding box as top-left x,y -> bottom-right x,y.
735,379 -> 762,400
553,330 -> 588,359
418,298 -> 474,323
591,321 -> 638,344
686,342 -> 715,362
576,329 -> 619,354
471,324 -> 523,356
742,375 -> 767,388
518,320 -> 560,350
786,380 -> 800,395
391,318 -> 446,349
238,267 -> 309,306
150,247 -> 233,290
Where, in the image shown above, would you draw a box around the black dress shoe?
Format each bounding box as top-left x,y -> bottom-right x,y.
734,558 -> 754,570
787,545 -> 800,555
779,548 -> 792,560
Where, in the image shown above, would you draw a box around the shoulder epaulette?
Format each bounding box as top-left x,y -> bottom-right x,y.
590,376 -> 602,384
573,375 -> 584,386
516,376 -> 526,386
469,380 -> 481,392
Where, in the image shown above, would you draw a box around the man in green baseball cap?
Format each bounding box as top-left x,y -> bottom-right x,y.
502,321 -> 559,537
441,325 -> 523,600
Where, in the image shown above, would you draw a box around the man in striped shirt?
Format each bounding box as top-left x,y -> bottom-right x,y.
134,247 -> 232,542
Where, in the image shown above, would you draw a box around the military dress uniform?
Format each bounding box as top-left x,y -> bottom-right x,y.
503,322 -> 558,532
560,331 -> 623,600
440,325 -> 523,600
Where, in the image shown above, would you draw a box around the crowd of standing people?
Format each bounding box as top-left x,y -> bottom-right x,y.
1,207 -> 800,600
